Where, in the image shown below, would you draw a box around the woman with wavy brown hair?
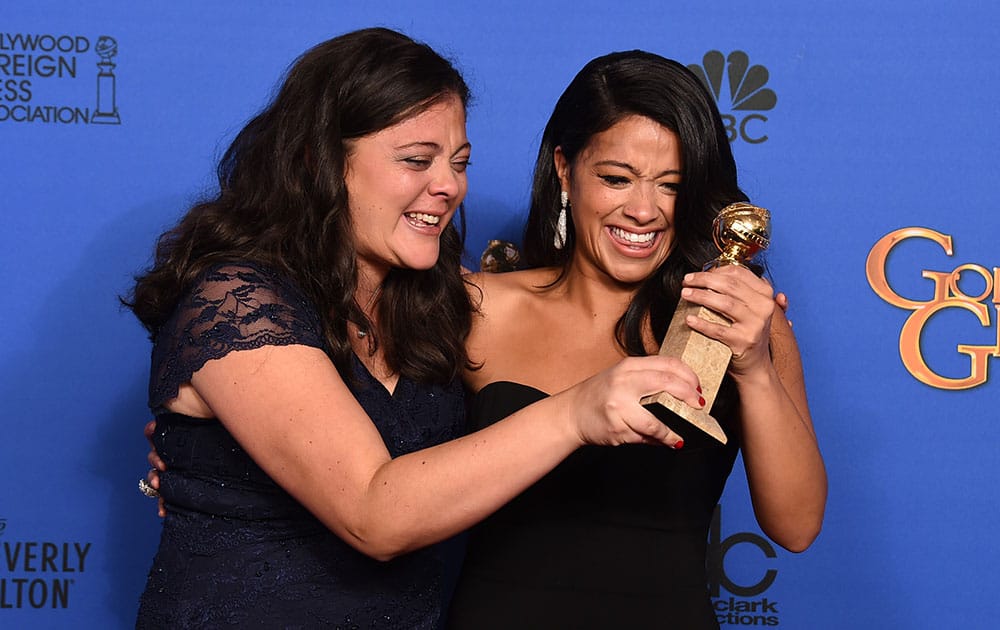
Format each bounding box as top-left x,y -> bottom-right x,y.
128,30 -> 697,628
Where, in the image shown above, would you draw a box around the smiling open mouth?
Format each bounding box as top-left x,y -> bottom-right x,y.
404,212 -> 440,227
609,226 -> 657,248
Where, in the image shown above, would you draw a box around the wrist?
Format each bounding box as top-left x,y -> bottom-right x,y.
730,360 -> 780,391
549,387 -> 587,448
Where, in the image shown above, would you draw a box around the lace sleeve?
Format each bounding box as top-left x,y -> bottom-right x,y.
148,262 -> 326,412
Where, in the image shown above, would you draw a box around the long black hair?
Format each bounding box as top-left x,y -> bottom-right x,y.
522,50 -> 749,353
124,28 -> 474,384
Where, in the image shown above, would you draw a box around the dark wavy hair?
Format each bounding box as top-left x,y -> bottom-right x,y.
124,27 -> 473,384
522,50 -> 750,355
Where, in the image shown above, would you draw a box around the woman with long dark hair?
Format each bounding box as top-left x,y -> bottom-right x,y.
128,31 -> 697,628
447,50 -> 826,628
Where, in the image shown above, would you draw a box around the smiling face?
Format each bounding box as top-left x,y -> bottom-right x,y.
555,114 -> 683,286
344,93 -> 471,286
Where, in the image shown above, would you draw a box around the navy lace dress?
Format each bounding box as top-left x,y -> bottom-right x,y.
135,263 -> 465,629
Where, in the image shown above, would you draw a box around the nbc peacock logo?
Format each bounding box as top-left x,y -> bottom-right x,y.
688,51 -> 776,145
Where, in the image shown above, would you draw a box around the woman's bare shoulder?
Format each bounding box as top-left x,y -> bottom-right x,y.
467,268 -> 559,306
465,268 -> 559,366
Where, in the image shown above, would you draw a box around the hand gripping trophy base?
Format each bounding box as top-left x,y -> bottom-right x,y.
640,301 -> 731,444
641,202 -> 770,446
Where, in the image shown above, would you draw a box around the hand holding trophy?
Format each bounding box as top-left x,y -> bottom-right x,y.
641,202 -> 771,444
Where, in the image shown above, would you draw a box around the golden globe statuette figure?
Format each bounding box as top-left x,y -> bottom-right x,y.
480,239 -> 521,273
641,202 -> 771,444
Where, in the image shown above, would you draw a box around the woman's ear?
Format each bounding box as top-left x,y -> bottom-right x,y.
553,146 -> 571,193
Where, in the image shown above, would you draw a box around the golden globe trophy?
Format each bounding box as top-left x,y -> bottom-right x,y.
641,202 -> 771,445
480,239 -> 521,273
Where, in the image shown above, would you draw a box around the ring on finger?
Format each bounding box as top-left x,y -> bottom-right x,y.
138,478 -> 159,499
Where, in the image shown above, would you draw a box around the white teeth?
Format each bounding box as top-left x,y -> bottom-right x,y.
610,227 -> 655,244
406,212 -> 440,225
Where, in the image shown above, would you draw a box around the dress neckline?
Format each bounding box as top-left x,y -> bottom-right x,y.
476,380 -> 551,398
351,352 -> 403,398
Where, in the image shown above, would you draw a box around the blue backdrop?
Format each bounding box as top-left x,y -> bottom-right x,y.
2,1 -> 997,627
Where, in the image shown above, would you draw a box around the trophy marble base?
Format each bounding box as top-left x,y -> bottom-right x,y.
640,298 -> 731,444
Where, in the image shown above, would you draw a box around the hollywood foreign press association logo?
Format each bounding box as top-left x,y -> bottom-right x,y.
688,51 -> 776,144
0,31 -> 121,125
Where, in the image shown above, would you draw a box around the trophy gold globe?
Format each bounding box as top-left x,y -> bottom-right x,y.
640,202 -> 771,445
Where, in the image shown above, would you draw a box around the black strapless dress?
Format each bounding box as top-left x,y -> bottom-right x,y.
446,381 -> 740,630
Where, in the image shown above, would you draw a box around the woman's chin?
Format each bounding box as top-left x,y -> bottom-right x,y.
396,249 -> 442,271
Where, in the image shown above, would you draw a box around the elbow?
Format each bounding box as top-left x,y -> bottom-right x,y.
767,514 -> 824,553
342,522 -> 414,562
776,529 -> 820,554
364,536 -> 417,562
757,476 -> 828,553
363,546 -> 405,563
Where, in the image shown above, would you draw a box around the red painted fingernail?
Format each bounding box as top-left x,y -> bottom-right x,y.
696,385 -> 702,393
698,396 -> 706,407
674,440 -> 684,450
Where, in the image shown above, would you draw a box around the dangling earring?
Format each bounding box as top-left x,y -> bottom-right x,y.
554,191 -> 569,249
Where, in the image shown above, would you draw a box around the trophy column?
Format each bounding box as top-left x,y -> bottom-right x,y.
641,202 -> 771,445
92,36 -> 121,125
